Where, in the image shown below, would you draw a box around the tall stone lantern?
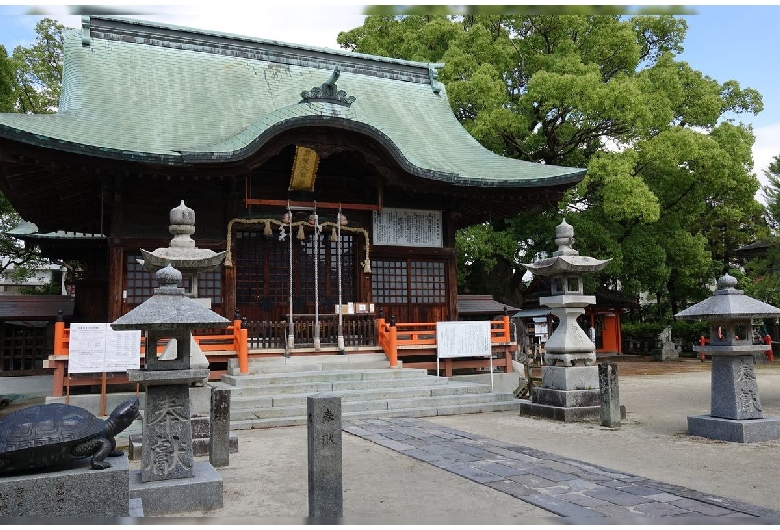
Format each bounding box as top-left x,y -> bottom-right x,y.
519,219 -> 611,422
675,273 -> 780,443
138,200 -> 227,372
111,265 -> 230,514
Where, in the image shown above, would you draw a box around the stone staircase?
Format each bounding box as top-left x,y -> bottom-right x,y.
218,353 -> 524,430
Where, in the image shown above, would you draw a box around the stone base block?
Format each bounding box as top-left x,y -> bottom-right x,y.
655,346 -> 679,362
518,400 -> 601,422
541,365 -> 599,391
688,414 -> 780,443
532,387 -> 601,408
128,433 -> 239,460
129,461 -> 223,516
0,455 -> 129,517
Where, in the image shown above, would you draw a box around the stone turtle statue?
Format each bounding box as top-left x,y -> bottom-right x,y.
0,397 -> 140,474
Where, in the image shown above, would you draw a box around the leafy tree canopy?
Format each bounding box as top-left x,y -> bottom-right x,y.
10,18 -> 66,113
339,15 -> 764,315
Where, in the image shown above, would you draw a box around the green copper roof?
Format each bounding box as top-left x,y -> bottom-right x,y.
0,16 -> 585,188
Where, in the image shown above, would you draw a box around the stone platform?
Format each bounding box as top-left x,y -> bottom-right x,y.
688,414 -> 780,443
129,462 -> 223,516
0,454 -> 129,517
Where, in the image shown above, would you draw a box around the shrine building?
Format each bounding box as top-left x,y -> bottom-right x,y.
0,16 -> 585,359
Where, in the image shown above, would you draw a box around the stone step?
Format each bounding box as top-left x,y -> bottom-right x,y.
226,375 -> 452,397
230,390 -> 514,421
229,380 -> 491,409
229,399 -> 525,430
221,367 -> 428,387
220,355 -> 522,431
235,353 -> 390,375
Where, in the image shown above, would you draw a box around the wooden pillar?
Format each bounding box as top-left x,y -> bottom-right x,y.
107,246 -> 123,321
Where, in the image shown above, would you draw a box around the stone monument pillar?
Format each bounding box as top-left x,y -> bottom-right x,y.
112,265 -> 230,515
518,219 -> 611,422
676,273 -> 780,443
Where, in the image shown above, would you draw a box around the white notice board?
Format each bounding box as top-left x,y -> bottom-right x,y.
372,208 -> 442,247
436,321 -> 493,390
68,323 -> 141,374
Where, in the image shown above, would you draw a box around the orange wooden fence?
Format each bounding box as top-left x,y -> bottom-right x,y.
377,315 -> 515,375
46,318 -> 248,397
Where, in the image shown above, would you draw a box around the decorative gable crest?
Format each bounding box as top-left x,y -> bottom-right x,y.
300,67 -> 356,107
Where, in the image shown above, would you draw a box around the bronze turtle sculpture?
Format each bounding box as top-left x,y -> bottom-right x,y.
0,397 -> 140,474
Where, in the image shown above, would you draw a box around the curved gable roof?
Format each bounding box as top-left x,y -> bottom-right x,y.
0,15 -> 585,189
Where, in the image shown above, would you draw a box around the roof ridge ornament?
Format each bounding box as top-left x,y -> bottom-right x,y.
81,15 -> 91,47
300,67 -> 356,107
428,65 -> 443,95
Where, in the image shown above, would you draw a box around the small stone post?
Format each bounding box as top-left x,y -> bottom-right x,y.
307,394 -> 343,519
209,387 -> 231,468
599,362 -> 621,428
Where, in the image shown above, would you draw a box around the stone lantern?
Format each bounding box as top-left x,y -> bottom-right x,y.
675,273 -> 780,443
111,265 -> 230,513
138,200 -> 228,372
519,219 -> 611,422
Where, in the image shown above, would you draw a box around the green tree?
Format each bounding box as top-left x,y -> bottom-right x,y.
0,45 -> 15,112
339,15 -> 764,314
743,155 -> 780,306
10,18 -> 66,113
762,155 -> 780,231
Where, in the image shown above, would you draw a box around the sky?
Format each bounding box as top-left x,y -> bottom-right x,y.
0,3 -> 779,195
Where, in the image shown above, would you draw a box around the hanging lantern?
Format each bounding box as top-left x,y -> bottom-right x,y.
339,214 -> 348,226
263,221 -> 272,237
281,212 -> 291,225
308,214 -> 317,226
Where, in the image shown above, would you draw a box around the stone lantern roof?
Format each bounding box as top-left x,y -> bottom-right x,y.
675,274 -> 780,320
139,200 -> 227,274
111,265 -> 230,331
522,219 -> 610,276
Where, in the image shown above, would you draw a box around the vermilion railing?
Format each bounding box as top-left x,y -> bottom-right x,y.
377,315 -> 514,369
48,318 -> 247,397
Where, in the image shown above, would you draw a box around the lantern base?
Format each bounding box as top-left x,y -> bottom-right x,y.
518,399 -> 601,422
688,414 -> 780,443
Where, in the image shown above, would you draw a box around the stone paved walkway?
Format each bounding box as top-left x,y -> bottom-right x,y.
343,417 -> 780,519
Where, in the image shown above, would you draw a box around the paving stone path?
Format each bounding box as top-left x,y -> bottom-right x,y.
343,417 -> 780,519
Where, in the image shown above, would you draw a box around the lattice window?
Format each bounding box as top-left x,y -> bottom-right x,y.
235,230 -> 354,312
125,252 -> 155,305
372,258 -> 445,305
411,261 -> 445,304
328,236 -> 354,301
197,267 -> 222,304
371,259 -> 408,304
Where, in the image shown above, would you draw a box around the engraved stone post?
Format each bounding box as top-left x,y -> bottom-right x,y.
209,387 -> 231,468
307,394 -> 343,519
599,362 -> 621,428
142,383 -> 193,481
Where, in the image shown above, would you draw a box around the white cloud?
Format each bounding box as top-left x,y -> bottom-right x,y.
754,122 -> 780,187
